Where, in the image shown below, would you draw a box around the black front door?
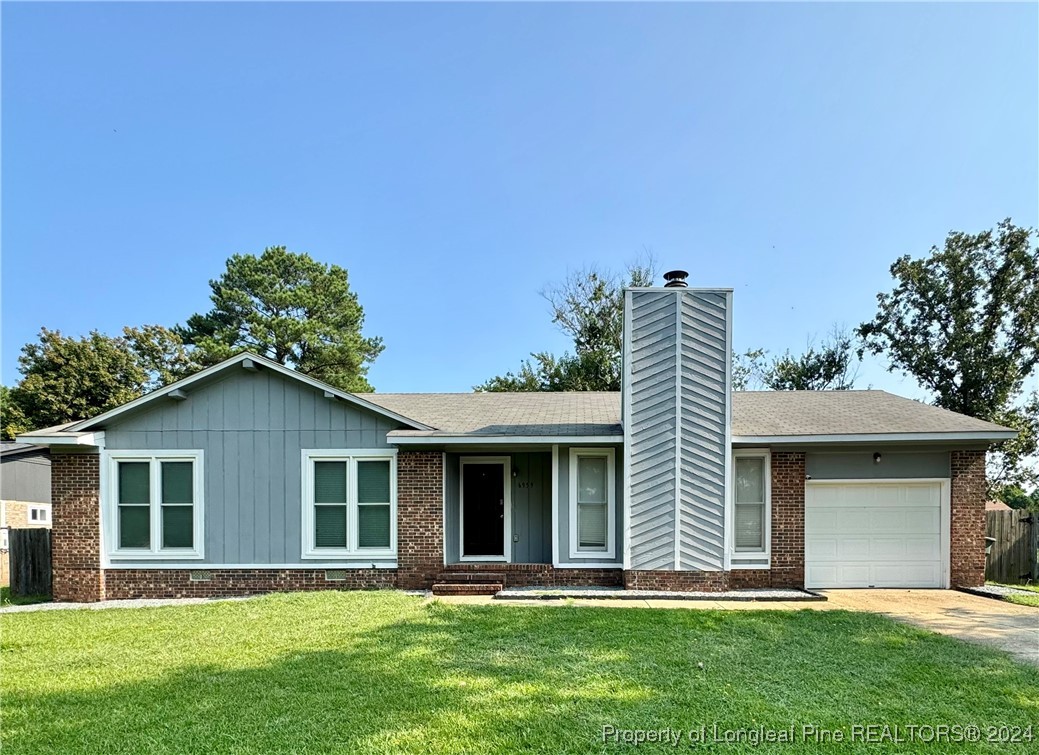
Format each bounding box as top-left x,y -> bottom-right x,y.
462,463 -> 505,557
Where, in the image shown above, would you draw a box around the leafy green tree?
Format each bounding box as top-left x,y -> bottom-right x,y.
4,326 -> 195,435
1,385 -> 29,441
997,483 -> 1039,512
858,219 -> 1039,488
177,246 -> 383,392
476,260 -> 654,392
758,328 -> 858,391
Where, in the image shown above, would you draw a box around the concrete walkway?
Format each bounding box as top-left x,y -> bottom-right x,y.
820,589 -> 1039,667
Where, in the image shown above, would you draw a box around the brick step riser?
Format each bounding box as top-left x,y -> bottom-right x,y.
431,583 -> 503,596
436,573 -> 508,585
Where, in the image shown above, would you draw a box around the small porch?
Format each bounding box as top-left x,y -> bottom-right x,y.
432,446 -> 623,594
444,451 -> 554,566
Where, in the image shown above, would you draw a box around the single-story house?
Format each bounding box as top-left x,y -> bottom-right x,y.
19,273 -> 1014,601
1,442 -> 52,586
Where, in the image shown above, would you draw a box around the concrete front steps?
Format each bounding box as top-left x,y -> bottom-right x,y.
431,572 -> 506,597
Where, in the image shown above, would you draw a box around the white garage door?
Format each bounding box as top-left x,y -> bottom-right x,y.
805,481 -> 947,589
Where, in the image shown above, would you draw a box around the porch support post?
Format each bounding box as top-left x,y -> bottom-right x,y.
396,450 -> 445,590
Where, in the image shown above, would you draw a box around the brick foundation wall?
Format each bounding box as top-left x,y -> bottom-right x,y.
397,451 -> 445,590
444,563 -> 623,588
950,449 -> 987,588
769,451 -> 806,589
51,453 -> 104,602
623,570 -> 729,591
105,569 -> 397,599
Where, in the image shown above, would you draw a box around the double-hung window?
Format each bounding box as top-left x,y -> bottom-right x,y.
733,450 -> 770,555
568,448 -> 616,559
106,451 -> 204,558
303,450 -> 396,557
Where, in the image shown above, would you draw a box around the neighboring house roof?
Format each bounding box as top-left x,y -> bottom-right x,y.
986,500 -> 1013,512
0,442 -> 48,459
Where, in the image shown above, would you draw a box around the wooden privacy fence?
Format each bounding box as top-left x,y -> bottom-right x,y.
985,509 -> 1038,584
8,528 -> 52,598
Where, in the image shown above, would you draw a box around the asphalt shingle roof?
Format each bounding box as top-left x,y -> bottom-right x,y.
357,390 -> 1012,439
355,392 -> 621,437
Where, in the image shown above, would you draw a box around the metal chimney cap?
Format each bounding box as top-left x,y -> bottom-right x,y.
662,270 -> 689,288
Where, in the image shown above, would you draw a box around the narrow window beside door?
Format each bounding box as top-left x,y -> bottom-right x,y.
733,452 -> 770,555
568,448 -> 616,559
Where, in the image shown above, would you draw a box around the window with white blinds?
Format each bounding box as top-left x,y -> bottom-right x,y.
568,448 -> 616,559
733,452 -> 770,555
303,450 -> 396,557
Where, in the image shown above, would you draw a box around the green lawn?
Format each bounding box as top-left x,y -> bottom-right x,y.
3,592 -> 1038,754
0,586 -> 51,607
991,582 -> 1039,607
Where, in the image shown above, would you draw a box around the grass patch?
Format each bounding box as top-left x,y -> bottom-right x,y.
0,586 -> 51,607
989,582 -> 1039,607
2,592 -> 1038,753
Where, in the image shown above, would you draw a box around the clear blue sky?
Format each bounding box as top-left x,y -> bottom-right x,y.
3,2 -> 1037,396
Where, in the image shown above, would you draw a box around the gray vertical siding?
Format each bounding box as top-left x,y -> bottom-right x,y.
624,288 -> 731,572
103,368 -> 400,565
555,444 -> 624,564
1,451 -> 51,504
625,291 -> 678,570
806,451 -> 950,480
443,451 -> 553,564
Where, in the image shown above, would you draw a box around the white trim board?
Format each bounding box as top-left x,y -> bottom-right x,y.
104,562 -> 400,570
389,434 -> 622,446
458,456 -> 512,563
733,431 -> 1014,445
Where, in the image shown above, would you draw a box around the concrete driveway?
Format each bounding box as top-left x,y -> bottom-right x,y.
820,589 -> 1039,666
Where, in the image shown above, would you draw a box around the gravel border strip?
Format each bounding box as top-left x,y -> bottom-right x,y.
493,587 -> 826,602
958,584 -> 1039,602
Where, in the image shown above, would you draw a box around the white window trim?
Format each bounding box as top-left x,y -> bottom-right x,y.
102,450 -> 205,560
29,504 -> 51,524
301,449 -> 397,559
459,456 -> 512,562
568,447 -> 616,560
731,449 -> 770,565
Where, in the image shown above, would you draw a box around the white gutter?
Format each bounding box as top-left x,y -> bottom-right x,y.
388,434 -> 623,446
732,430 -> 1016,445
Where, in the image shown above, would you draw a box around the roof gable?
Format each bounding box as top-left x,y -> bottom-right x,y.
69,353 -> 430,433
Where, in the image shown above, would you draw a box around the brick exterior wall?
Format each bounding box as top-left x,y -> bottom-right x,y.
444,563 -> 623,588
769,451 -> 806,589
105,569 -> 397,599
950,449 -> 987,588
396,451 -> 445,590
51,453 -> 105,602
